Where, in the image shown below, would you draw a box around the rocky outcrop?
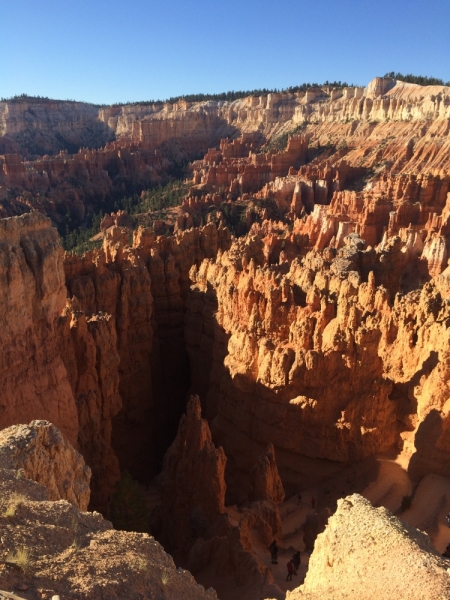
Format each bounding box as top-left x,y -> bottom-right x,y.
249,444 -> 285,504
186,224 -> 450,499
0,420 -> 91,511
287,494 -> 450,600
0,142 -> 170,229
0,99 -> 115,156
58,301 -> 123,512
158,395 -> 227,555
0,427 -> 216,600
63,229 -> 154,482
158,396 -> 283,600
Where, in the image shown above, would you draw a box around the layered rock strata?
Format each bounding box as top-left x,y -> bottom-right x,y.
63,228 -> 154,481
0,142 -> 170,229
4,78 -> 450,159
0,212 -> 123,512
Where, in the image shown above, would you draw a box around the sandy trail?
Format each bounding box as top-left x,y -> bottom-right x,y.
400,473 -> 450,553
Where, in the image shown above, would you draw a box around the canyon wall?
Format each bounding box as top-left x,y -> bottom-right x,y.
4,78 -> 450,160
3,76 -> 450,508
0,210 -> 233,511
0,142 -> 171,229
0,99 -> 115,155
0,212 -> 123,512
186,227 -> 450,499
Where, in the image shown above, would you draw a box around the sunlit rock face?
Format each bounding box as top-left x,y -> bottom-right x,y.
285,494 -> 450,600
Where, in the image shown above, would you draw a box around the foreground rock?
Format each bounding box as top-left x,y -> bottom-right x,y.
285,494 -> 450,600
0,423 -> 216,600
0,420 -> 91,511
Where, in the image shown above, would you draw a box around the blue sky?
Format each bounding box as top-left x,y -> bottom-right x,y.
2,0 -> 450,105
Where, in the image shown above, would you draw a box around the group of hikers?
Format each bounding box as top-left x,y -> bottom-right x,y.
286,551 -> 301,580
268,492 -> 322,584
269,541 -> 302,581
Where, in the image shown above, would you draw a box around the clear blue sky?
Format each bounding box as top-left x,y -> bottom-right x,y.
2,0 -> 450,105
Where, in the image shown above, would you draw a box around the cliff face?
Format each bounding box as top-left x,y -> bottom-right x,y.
4,77 -> 450,231
63,228 -> 154,481
0,100 -> 115,156
0,212 -> 125,513
0,213 -> 230,512
0,142 -> 171,229
0,212 -> 76,441
186,226 -> 450,499
4,78 -> 450,160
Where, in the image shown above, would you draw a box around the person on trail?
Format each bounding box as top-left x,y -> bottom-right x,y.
446,512 -> 450,527
311,496 -> 316,509
286,559 -> 294,581
269,540 -> 278,564
292,550 -> 301,574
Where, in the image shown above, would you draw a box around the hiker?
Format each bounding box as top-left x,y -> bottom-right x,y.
311,496 -> 316,509
286,559 -> 294,581
269,540 -> 278,564
297,492 -> 302,505
446,512 -> 450,527
292,550 -> 301,574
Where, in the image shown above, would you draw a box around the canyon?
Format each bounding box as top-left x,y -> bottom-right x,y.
1,76 -> 450,598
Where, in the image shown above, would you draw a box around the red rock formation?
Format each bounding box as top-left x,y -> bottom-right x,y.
185,223 -> 450,499
0,212 -> 124,513
58,300 -> 122,512
158,396 -> 283,600
63,228 -> 154,483
0,141 -> 170,226
249,444 -> 285,504
158,395 -> 227,555
0,424 -> 217,600
0,212 -> 76,443
100,209 -> 134,230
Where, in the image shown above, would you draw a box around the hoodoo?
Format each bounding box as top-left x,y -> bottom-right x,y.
2,75 -> 450,598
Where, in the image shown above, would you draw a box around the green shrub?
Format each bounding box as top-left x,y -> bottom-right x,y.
110,471 -> 151,533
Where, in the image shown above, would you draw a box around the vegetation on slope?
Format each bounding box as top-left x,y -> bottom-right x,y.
61,179 -> 188,254
384,72 -> 450,86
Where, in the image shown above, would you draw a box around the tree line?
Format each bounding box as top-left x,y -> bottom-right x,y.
384,72 -> 450,87
2,81 -> 356,108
